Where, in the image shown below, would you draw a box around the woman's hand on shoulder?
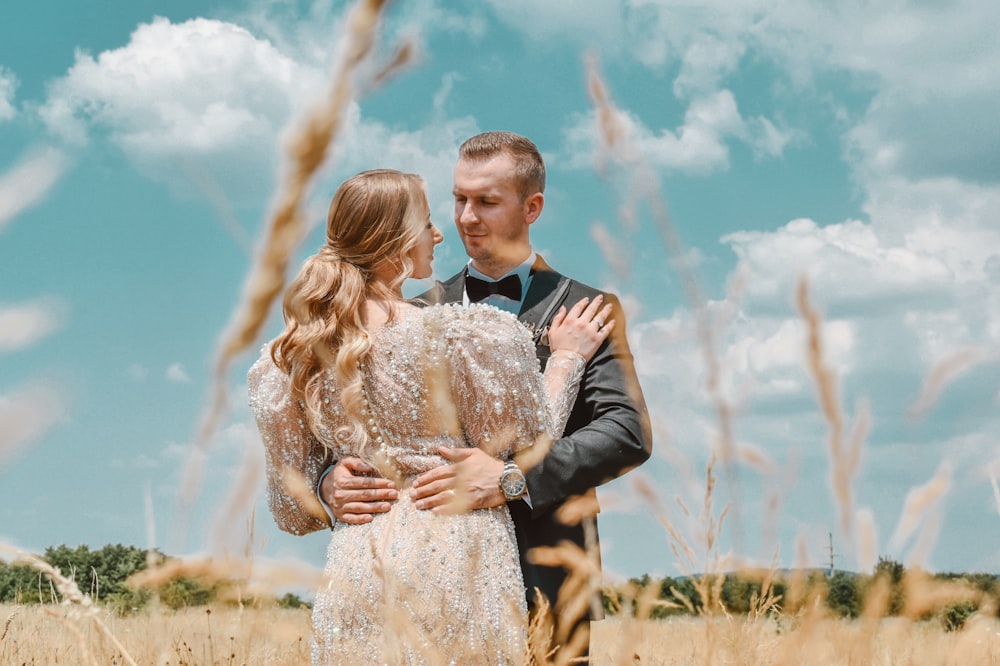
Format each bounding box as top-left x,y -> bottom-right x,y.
546,294 -> 614,362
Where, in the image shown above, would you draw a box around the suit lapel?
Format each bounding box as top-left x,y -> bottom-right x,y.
426,271 -> 466,305
519,256 -> 571,343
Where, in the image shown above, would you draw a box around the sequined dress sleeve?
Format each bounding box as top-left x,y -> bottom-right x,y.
436,304 -> 586,457
247,347 -> 333,535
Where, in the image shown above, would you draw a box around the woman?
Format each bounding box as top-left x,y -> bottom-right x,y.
248,169 -> 613,665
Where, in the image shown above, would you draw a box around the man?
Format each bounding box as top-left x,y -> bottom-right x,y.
321,131 -> 652,654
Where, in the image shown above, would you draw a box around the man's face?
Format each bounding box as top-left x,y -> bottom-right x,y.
452,154 -> 539,274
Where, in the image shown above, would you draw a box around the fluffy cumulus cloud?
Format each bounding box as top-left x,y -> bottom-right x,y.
717,177 -> 999,410
31,12 -> 480,206
36,17 -> 323,199
716,176 -> 1000,376
39,17 -> 314,151
723,218 -> 954,314
0,66 -> 17,122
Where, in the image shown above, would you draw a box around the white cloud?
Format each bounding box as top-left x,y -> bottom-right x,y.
791,2 -> 1000,183
862,177 -> 1000,359
166,363 -> 192,383
31,13 -> 482,207
729,317 -> 855,393
40,17 -> 315,151
390,0 -> 490,41
480,0 -> 623,46
718,177 -> 1000,390
0,147 -> 70,231
722,217 -> 969,315
736,3 -> 1000,182
483,1 -> 1000,186
563,93 -> 729,174
0,384 -> 67,465
36,17 -> 323,201
564,89 -> 796,175
631,299 -> 856,413
747,116 -> 802,160
672,33 -> 746,97
0,299 -> 65,353
322,98 -> 479,210
0,66 -> 17,122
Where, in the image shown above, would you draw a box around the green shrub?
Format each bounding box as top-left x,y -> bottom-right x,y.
940,601 -> 978,632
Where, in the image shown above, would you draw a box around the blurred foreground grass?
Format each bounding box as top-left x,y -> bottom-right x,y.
4,602 -> 1000,665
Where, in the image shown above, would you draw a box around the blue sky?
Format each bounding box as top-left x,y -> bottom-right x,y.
2,0 -> 998,584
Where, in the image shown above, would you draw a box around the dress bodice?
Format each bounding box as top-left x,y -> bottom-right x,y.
248,303 -> 585,532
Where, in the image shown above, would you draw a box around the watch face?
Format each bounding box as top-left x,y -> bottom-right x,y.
501,469 -> 526,497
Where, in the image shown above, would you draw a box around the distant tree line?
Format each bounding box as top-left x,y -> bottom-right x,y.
4,546 -> 995,630
607,557 -> 1000,632
0,544 -> 308,614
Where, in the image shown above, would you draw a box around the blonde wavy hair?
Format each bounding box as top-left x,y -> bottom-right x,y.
273,169 -> 427,450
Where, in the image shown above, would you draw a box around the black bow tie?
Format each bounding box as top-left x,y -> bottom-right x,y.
466,273 -> 522,302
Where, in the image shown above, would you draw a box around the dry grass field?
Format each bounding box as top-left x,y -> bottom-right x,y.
4,602 -> 1000,665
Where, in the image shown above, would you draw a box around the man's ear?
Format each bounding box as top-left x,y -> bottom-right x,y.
524,192 -> 544,225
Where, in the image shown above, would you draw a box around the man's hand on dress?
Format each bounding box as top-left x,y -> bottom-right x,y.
411,447 -> 506,514
320,457 -> 398,524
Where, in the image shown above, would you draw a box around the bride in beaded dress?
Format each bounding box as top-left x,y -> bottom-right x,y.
248,170 -> 613,665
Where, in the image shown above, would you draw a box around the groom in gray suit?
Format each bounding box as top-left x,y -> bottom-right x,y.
321,131 -> 652,655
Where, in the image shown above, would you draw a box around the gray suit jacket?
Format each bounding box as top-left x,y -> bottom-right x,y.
422,255 -> 652,615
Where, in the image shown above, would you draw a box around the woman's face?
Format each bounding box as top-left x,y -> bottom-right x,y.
407,195 -> 443,280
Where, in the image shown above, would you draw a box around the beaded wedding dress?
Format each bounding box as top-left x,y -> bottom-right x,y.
248,303 -> 585,665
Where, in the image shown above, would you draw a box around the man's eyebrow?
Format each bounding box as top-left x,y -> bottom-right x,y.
454,187 -> 498,197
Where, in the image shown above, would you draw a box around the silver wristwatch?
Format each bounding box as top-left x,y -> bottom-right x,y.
499,460 -> 527,500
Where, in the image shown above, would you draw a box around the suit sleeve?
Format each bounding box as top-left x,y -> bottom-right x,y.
248,348 -> 333,535
521,292 -> 652,516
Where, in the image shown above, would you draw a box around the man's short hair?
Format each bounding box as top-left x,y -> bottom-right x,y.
458,131 -> 546,200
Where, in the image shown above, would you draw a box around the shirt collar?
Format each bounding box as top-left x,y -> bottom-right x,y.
466,252 -> 536,289
465,252 -> 536,307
